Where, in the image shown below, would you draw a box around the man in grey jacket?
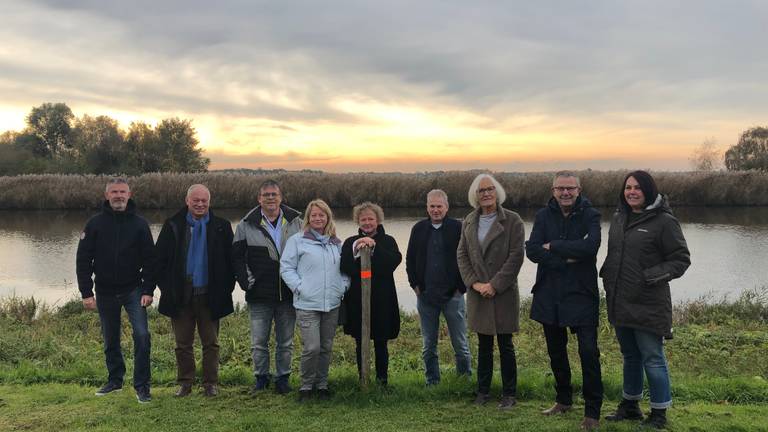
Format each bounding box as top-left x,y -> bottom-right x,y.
232,180 -> 302,394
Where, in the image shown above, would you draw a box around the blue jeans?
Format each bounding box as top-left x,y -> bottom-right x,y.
249,301 -> 296,379
614,326 -> 672,409
417,293 -> 472,384
96,287 -> 151,390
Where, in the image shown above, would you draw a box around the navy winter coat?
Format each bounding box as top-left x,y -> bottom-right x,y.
405,217 -> 465,306
525,196 -> 601,327
154,207 -> 236,320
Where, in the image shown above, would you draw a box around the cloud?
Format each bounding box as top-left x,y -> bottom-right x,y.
1,0 -> 768,171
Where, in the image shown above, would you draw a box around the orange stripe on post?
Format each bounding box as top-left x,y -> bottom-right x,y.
360,270 -> 372,279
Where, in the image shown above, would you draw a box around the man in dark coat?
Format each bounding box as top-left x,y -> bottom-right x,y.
155,184 -> 235,397
525,171 -> 603,431
406,189 -> 471,385
76,178 -> 156,403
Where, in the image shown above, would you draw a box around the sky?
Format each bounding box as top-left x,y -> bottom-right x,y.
1,0 -> 767,172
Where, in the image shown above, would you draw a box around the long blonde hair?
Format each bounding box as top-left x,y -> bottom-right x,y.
302,199 -> 337,237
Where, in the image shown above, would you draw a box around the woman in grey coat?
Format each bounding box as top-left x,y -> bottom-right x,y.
600,170 -> 690,429
457,173 -> 525,410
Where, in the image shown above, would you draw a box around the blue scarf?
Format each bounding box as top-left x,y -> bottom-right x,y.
186,211 -> 209,287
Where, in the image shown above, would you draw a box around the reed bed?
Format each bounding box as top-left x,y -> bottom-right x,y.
1,170 -> 767,210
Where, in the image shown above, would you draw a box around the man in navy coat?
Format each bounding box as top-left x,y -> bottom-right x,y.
525,171 -> 603,431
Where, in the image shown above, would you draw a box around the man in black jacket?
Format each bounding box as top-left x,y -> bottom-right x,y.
525,171 -> 603,431
232,180 -> 302,394
76,178 -> 156,403
155,184 -> 235,397
406,189 -> 471,385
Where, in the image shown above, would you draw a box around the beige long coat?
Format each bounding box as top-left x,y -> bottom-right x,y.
457,207 -> 525,335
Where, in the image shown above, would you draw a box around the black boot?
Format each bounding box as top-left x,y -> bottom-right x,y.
642,408 -> 667,429
605,398 -> 643,421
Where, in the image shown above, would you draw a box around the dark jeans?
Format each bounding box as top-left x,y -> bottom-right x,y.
96,287 -> 151,390
171,295 -> 220,386
477,333 -> 516,396
355,337 -> 389,382
543,324 -> 603,419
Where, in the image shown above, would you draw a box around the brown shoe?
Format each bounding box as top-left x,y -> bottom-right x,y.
541,402 -> 573,416
174,384 -> 192,397
580,417 -> 599,430
203,384 -> 218,397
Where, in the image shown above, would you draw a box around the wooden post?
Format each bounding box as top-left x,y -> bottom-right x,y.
359,246 -> 372,391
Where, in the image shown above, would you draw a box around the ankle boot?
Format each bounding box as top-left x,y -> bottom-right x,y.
642,408 -> 667,429
605,398 -> 643,421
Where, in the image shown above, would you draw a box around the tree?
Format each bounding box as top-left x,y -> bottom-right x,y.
155,118 -> 209,172
126,122 -> 162,172
70,115 -> 128,174
689,138 -> 721,171
24,103 -> 74,158
725,127 -> 768,171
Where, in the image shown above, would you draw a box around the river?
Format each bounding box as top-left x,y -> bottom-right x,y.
1,206 -> 767,312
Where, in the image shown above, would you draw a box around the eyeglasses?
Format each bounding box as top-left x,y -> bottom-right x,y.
260,192 -> 280,198
552,186 -> 579,193
477,186 -> 496,195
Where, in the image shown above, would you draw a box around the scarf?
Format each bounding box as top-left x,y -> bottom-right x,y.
186,211 -> 209,287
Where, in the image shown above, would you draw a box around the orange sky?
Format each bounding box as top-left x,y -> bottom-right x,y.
1,1 -> 766,172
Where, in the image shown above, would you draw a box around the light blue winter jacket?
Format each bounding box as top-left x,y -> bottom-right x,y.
280,230 -> 349,312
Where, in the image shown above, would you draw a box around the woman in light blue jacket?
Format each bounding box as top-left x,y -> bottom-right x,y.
280,199 -> 349,401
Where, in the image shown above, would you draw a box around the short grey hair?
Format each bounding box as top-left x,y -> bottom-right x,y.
553,170 -> 581,187
426,189 -> 449,206
186,184 -> 210,200
105,177 -> 129,192
467,173 -> 507,209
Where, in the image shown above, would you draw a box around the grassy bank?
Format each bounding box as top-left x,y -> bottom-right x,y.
2,170 -> 768,210
0,292 -> 767,431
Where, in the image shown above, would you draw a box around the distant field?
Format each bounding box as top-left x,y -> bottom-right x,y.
1,170 -> 767,210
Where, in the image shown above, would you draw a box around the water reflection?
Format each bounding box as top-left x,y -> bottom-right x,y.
1,207 -> 766,311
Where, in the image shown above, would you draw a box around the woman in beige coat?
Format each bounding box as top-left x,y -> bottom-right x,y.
457,173 -> 525,410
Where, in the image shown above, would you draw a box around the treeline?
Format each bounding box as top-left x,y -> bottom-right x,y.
1,170 -> 768,210
0,103 -> 209,176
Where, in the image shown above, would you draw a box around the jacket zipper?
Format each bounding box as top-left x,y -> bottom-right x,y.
256,220 -> 282,301
114,213 -> 121,283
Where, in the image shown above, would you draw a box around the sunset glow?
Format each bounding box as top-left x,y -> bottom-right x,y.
2,1 -> 766,172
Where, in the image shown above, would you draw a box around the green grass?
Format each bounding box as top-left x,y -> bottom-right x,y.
0,291 -> 767,431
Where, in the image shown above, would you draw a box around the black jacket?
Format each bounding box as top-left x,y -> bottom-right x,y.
525,196 -> 601,327
405,217 -> 465,305
232,204 -> 302,304
599,195 -> 691,338
340,225 -> 402,340
76,199 -> 156,298
154,208 -> 235,320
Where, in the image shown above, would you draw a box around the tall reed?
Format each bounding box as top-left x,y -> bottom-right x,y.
0,170 -> 766,210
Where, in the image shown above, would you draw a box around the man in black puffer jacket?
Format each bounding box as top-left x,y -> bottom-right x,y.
525,171 -> 603,431
76,178 -> 156,403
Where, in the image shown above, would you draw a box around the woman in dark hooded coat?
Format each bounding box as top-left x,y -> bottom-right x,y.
600,170 -> 690,429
